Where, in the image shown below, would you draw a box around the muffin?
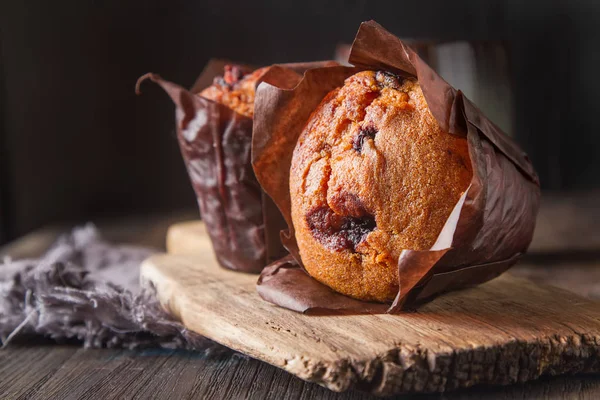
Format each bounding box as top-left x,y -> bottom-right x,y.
199,65 -> 268,117
290,70 -> 473,302
254,21 -> 539,313
137,64 -> 278,273
138,62 -> 329,273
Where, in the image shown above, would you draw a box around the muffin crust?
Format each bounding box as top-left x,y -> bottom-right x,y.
199,65 -> 267,117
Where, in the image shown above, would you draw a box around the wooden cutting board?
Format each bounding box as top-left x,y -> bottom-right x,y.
141,221 -> 600,396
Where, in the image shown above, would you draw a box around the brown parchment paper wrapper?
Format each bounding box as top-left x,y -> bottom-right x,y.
253,21 -> 541,312
136,61 -> 336,273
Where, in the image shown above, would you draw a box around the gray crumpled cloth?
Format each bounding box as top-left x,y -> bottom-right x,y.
0,224 -> 218,350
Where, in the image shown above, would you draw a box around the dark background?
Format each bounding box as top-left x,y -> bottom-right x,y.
1,0 -> 599,244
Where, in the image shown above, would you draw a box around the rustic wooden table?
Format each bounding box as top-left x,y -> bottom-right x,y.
1,192 -> 599,399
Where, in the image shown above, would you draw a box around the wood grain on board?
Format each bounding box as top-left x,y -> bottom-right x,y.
142,222 -> 600,396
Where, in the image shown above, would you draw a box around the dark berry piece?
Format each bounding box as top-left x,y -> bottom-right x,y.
306,206 -> 376,252
353,125 -> 378,153
375,70 -> 404,90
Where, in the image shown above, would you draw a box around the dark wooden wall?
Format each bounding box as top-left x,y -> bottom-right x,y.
1,0 -> 599,243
